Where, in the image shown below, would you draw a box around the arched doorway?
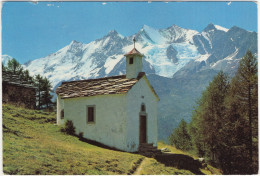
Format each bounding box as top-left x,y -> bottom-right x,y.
139,103 -> 147,144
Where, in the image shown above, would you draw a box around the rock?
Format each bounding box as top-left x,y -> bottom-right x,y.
197,158 -> 205,163
166,45 -> 179,63
195,158 -> 208,169
161,148 -> 171,152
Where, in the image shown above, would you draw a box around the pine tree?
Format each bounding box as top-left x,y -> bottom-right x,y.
41,77 -> 53,109
169,119 -> 192,151
189,71 -> 229,164
6,58 -> 23,74
34,74 -> 44,109
21,69 -> 34,84
236,51 -> 257,166
2,62 -> 6,71
222,50 -> 258,174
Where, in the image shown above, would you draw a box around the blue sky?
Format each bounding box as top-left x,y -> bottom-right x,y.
2,1 -> 257,64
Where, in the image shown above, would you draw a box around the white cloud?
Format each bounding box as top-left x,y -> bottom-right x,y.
227,1 -> 231,6
47,4 -> 54,7
29,0 -> 38,5
102,2 -> 107,5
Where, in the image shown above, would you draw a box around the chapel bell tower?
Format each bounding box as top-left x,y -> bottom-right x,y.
124,37 -> 144,79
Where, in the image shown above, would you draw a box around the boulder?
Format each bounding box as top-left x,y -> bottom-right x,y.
161,148 -> 171,152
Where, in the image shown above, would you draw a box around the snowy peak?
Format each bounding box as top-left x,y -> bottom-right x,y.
138,24 -> 164,44
1,55 -> 13,66
67,40 -> 84,52
214,25 -> 228,32
160,24 -> 198,43
68,40 -> 83,47
203,23 -> 216,32
104,30 -> 124,40
137,24 -> 198,44
203,23 -> 229,33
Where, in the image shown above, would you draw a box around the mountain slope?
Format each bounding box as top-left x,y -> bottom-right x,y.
1,55 -> 13,66
3,104 -> 221,175
3,104 -> 143,175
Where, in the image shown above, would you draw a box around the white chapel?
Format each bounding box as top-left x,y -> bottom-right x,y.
56,40 -> 159,152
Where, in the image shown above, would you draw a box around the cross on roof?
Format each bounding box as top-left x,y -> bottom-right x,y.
133,37 -> 136,48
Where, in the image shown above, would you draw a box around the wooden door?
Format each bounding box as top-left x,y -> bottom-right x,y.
139,115 -> 147,143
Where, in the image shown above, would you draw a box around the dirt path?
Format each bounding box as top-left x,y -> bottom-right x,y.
133,157 -> 149,175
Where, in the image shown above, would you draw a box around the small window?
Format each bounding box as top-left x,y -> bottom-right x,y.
61,109 -> 64,119
141,104 -> 146,112
87,106 -> 95,123
129,57 -> 134,64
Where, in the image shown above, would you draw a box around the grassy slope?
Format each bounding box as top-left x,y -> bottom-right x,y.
3,104 -> 221,175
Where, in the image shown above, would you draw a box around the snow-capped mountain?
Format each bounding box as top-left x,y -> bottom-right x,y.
23,24 -> 203,87
23,23 -> 256,91
17,23 -> 257,141
177,23 -> 257,78
1,55 -> 13,66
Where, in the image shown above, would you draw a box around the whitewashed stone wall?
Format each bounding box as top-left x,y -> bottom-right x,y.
57,95 -> 65,125
62,94 -> 128,151
56,76 -> 158,152
126,76 -> 158,152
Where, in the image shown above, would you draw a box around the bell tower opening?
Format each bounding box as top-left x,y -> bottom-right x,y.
124,37 -> 144,79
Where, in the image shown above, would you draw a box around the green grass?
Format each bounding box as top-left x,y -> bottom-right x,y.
3,104 -> 143,175
138,158 -> 194,175
3,104 -> 221,175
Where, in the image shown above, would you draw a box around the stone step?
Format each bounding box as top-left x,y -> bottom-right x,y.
138,143 -> 162,157
138,150 -> 162,157
139,148 -> 158,152
139,147 -> 157,151
139,143 -> 154,147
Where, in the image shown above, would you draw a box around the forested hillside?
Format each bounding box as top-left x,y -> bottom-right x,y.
169,51 -> 258,174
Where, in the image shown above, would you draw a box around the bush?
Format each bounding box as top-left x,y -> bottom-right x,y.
78,132 -> 84,140
60,120 -> 75,135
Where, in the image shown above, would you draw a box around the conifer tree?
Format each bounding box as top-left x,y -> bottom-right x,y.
169,119 -> 192,151
34,74 -> 44,109
2,62 -> 6,71
189,71 -> 229,164
42,77 -> 53,109
6,58 -> 23,74
21,69 -> 34,84
189,51 -> 258,174
222,50 -> 258,174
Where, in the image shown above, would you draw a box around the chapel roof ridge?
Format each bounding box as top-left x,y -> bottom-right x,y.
124,47 -> 144,57
62,74 -> 128,84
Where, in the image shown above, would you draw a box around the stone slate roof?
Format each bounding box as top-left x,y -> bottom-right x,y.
2,71 -> 36,89
124,48 -> 144,57
56,73 -> 146,99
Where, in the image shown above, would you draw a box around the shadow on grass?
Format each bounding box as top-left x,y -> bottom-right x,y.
154,153 -> 204,175
77,136 -> 125,152
76,134 -> 203,175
